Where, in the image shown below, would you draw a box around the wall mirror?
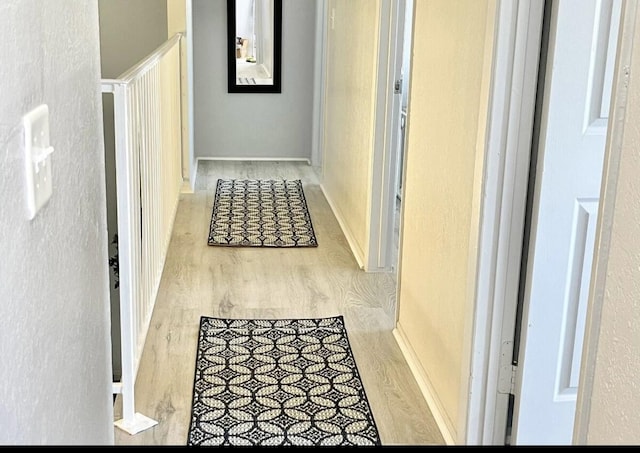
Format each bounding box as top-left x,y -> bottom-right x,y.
227,0 -> 282,93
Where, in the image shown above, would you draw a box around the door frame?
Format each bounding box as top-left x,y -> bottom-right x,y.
465,0 -> 546,444
466,0 -> 636,445
311,0 -> 328,170
368,0 -> 410,273
366,0 -> 403,272
186,0 -> 196,191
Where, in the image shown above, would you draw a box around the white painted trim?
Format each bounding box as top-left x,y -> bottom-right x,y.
465,0 -> 545,445
392,0 -> 412,325
311,0 -> 328,169
459,0 -> 501,445
114,413 -> 159,436
574,0 -> 637,444
367,0 -> 401,273
320,184 -> 365,270
392,326 -> 456,445
196,157 -> 311,165
186,0 -> 196,192
181,180 -> 194,194
111,84 -> 136,424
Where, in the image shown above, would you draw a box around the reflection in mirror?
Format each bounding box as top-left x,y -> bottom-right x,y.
227,0 -> 282,93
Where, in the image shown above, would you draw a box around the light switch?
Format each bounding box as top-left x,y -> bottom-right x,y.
23,104 -> 54,220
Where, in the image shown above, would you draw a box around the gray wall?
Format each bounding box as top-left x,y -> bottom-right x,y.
98,0 -> 169,380
193,0 -> 316,161
0,0 -> 114,444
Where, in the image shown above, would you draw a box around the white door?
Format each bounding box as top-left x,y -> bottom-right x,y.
512,0 -> 621,445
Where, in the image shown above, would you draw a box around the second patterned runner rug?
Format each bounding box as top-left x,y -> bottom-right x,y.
207,179 -> 318,247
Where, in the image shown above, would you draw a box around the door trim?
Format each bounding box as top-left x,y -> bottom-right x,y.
311,0 -> 328,170
465,0 -> 545,445
574,0 -> 637,443
186,0 -> 196,191
366,0 -> 402,272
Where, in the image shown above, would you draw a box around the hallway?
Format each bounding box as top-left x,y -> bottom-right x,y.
113,160 -> 445,445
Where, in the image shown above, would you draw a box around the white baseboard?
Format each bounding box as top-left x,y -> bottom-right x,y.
196,157 -> 311,165
319,184 -> 365,270
393,324 -> 457,445
181,179 -> 193,194
193,158 -> 312,191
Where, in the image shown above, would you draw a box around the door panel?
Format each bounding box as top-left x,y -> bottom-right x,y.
512,0 -> 621,445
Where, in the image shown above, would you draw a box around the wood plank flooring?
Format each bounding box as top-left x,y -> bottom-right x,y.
113,160 -> 445,446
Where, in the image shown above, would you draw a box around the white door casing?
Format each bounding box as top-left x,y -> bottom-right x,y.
512,0 -> 622,445
367,0 -> 408,272
464,0 -> 545,444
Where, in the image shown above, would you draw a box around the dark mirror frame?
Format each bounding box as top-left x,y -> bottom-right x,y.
227,0 -> 283,93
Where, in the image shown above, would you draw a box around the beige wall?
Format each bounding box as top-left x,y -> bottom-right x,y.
321,0 -> 380,265
167,0 -> 190,181
396,0 -> 496,440
168,0 -> 187,36
581,4 -> 640,444
98,0 -> 168,79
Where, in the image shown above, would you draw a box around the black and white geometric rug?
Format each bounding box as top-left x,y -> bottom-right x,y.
207,179 -> 318,247
187,316 -> 381,446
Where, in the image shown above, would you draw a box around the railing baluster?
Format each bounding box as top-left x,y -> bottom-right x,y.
101,33 -> 183,436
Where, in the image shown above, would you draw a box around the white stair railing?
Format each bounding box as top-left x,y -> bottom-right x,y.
102,33 -> 183,435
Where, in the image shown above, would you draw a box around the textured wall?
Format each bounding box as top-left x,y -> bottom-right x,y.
396,0 -> 495,439
167,0 -> 191,181
0,0 -> 113,444
192,0 -> 316,161
584,4 -> 640,444
98,0 -> 169,79
168,0 -> 187,37
321,0 -> 380,264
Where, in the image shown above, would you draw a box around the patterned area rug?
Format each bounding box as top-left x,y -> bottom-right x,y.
207,179 -> 318,247
187,316 -> 381,446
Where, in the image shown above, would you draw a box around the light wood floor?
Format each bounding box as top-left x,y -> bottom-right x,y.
113,160 -> 445,446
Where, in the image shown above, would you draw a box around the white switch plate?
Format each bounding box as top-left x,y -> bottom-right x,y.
23,104 -> 54,220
